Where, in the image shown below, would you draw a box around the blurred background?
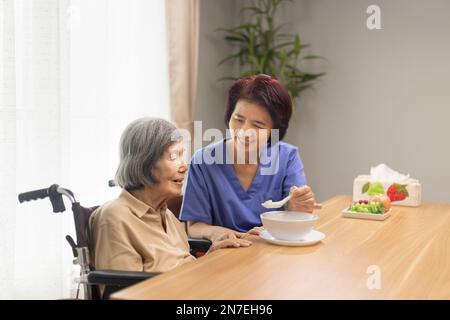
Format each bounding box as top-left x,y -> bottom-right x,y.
1,0 -> 449,299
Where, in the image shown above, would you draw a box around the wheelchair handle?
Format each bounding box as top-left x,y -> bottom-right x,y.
18,184 -> 77,212
18,188 -> 49,203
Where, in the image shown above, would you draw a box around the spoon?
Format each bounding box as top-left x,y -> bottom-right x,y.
261,194 -> 292,209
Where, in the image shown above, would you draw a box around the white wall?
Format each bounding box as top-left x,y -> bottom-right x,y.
198,0 -> 450,203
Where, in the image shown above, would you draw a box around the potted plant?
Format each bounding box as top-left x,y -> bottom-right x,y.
218,0 -> 325,101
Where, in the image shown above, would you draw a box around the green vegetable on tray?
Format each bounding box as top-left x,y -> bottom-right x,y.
349,201 -> 385,214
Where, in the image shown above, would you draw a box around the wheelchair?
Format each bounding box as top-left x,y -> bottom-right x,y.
18,183 -> 211,300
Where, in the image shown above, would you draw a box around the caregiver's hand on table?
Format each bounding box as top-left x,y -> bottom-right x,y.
288,185 -> 322,213
247,226 -> 265,236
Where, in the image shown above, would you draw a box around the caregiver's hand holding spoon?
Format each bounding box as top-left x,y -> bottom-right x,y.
287,185 -> 322,213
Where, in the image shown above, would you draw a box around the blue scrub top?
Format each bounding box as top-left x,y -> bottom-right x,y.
179,139 -> 307,232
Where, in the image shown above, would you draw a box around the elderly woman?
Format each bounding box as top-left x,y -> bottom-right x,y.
180,74 -> 321,242
89,118 -> 251,274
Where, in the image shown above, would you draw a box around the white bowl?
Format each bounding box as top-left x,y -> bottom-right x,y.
260,211 -> 318,241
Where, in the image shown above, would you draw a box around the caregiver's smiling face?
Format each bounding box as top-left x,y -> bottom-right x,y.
229,99 -> 274,155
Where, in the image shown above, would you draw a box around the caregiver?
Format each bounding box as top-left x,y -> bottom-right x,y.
180,74 -> 321,243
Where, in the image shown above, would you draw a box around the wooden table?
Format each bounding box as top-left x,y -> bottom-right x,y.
111,196 -> 450,300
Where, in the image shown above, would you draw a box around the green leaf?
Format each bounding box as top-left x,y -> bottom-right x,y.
287,45 -> 311,57
218,52 -> 242,66
226,24 -> 258,33
224,36 -> 246,43
273,41 -> 295,50
298,72 -> 326,83
294,34 -> 301,54
302,55 -> 326,60
298,84 -> 314,92
395,184 -> 409,197
367,182 -> 385,196
249,55 -> 260,68
302,55 -> 319,60
259,54 -> 268,73
362,182 -> 370,194
404,188 -> 409,197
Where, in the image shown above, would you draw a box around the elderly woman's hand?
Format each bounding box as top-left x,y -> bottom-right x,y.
288,185 -> 322,213
208,232 -> 252,252
209,229 -> 247,242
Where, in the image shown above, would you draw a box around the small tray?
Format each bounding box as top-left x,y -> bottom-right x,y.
342,208 -> 392,221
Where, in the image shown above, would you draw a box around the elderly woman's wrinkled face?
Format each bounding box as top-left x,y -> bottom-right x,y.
229,99 -> 274,157
151,140 -> 187,196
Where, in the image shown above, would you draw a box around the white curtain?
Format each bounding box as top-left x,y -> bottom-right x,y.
0,0 -> 170,299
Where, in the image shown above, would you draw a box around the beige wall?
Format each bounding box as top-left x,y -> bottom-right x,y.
197,0 -> 450,203
282,0 -> 450,203
195,0 -> 237,140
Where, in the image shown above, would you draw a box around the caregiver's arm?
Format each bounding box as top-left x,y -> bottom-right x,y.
188,221 -> 248,242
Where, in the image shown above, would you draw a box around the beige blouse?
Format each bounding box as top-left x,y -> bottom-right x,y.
89,189 -> 195,273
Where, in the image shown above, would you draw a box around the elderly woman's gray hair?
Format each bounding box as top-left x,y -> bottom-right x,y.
115,117 -> 181,189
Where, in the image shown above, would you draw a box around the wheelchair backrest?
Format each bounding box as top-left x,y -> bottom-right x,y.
71,203 -> 99,248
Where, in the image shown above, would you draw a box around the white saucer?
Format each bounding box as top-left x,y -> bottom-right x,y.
260,229 -> 325,247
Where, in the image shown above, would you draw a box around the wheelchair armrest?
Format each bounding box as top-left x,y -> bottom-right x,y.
188,237 -> 212,256
88,269 -> 159,287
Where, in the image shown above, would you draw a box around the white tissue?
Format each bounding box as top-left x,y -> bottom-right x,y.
370,163 -> 410,183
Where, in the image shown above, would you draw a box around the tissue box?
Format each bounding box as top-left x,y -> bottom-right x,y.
353,175 -> 421,207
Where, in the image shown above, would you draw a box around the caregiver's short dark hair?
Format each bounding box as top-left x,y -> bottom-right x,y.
224,74 -> 293,140
115,117 -> 181,189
